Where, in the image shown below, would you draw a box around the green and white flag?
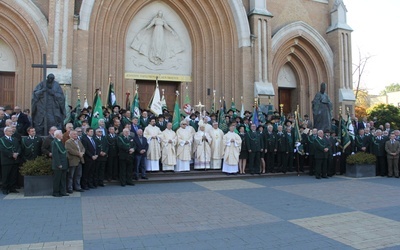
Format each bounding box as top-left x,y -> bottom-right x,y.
131,90 -> 141,118
172,92 -> 180,131
90,90 -> 104,129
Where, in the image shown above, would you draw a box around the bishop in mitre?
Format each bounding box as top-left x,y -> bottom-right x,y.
209,122 -> 225,169
222,123 -> 242,174
160,122 -> 177,171
193,124 -> 212,169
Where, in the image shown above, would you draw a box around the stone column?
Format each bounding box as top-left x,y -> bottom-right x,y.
327,0 -> 355,114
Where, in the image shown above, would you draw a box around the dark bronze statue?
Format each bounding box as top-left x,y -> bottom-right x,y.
312,82 -> 332,131
31,74 -> 65,135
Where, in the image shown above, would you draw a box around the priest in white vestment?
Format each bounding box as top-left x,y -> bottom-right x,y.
209,122 -> 225,169
160,122 -> 177,171
175,120 -> 193,172
193,124 -> 212,169
198,116 -> 213,134
222,124 -> 242,174
143,117 -> 162,171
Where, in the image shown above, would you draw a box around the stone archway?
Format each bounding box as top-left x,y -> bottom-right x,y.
0,0 -> 47,108
272,21 -> 334,118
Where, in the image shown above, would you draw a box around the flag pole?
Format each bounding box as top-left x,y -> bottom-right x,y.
295,109 -> 300,176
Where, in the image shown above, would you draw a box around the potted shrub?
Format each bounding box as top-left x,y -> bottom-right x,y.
346,152 -> 376,178
20,156 -> 53,196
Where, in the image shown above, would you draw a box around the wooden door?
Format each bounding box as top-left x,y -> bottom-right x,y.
136,80 -> 179,113
0,72 -> 15,107
278,88 -> 291,115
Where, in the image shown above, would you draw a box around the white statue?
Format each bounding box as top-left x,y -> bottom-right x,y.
131,11 -> 185,65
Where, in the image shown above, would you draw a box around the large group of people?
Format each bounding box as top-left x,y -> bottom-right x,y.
1,103 -> 400,196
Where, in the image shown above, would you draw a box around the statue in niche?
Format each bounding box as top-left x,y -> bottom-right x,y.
131,10 -> 184,65
312,82 -> 333,132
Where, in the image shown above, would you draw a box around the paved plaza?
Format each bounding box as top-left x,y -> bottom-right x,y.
1,175 -> 400,249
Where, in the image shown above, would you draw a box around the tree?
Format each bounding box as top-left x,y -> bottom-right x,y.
355,106 -> 367,119
353,49 -> 373,100
354,89 -> 369,109
367,104 -> 400,129
379,83 -> 400,95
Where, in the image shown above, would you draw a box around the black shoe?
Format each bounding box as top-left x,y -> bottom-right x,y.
141,176 -> 148,180
53,194 -> 62,197
2,190 -> 9,195
9,189 -> 19,193
126,183 -> 135,186
98,184 -> 105,187
61,193 -> 69,196
133,176 -> 138,181
83,187 -> 89,190
74,189 -> 84,192
121,184 -> 126,187
67,190 -> 73,194
316,176 -> 321,179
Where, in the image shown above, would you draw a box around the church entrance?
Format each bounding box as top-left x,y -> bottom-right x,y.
0,72 -> 15,107
278,88 -> 293,115
135,80 -> 179,113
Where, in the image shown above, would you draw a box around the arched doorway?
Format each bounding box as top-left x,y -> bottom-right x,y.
277,64 -> 297,115
0,39 -> 16,107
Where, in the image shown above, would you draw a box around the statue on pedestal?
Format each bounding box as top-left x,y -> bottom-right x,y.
31,73 -> 66,135
312,82 -> 332,132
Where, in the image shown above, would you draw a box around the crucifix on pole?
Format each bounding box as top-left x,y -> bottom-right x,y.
32,54 -> 58,135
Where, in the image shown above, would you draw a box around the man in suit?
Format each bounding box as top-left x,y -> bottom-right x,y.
117,128 -> 136,186
13,106 -> 30,136
51,130 -> 69,197
130,117 -> 141,137
264,125 -> 277,173
358,117 -> 368,130
245,123 -> 264,175
371,129 -> 387,176
21,127 -> 42,161
385,133 -> 400,178
106,126 -> 119,181
139,110 -> 150,128
276,125 -> 289,173
0,127 -> 21,194
314,130 -> 329,179
156,115 -> 167,131
65,130 -> 85,193
94,128 -> 109,186
133,129 -> 149,180
41,126 -> 57,158
81,127 -> 98,189
121,110 -> 132,128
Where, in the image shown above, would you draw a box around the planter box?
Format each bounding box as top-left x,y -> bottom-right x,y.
346,164 -> 375,178
24,175 -> 53,196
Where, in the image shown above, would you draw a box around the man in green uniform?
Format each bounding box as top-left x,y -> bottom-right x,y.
314,130 -> 329,179
0,127 -> 21,194
51,130 -> 69,197
117,128 -> 136,186
21,127 -> 42,161
245,123 -> 264,175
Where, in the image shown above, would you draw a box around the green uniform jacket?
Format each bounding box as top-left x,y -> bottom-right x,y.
117,135 -> 136,160
0,137 -> 21,165
245,130 -> 264,152
51,139 -> 68,170
94,135 -> 109,162
314,137 -> 328,159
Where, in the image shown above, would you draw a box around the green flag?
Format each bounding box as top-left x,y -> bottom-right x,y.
172,94 -> 180,131
131,91 -> 141,118
90,91 -> 104,129
218,100 -> 228,132
338,114 -> 351,152
74,96 -> 81,124
107,83 -> 117,109
63,87 -> 71,125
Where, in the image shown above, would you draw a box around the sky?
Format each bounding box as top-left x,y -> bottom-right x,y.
345,0 -> 400,95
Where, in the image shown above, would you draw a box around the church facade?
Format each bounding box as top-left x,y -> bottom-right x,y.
0,0 -> 354,118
